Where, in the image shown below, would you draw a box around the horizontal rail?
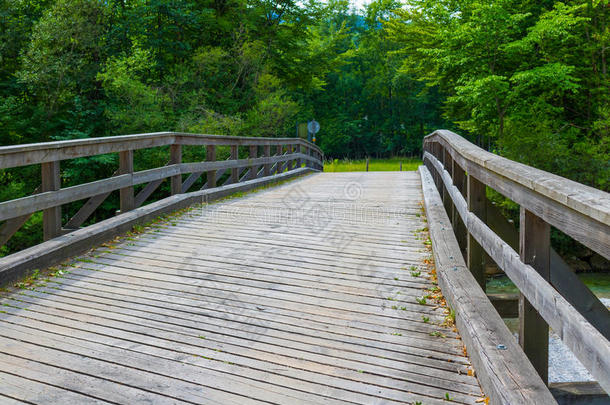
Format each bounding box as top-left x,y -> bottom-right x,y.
424,130 -> 609,259
422,130 -> 609,398
0,153 -> 316,221
424,151 -> 610,393
0,132 -> 323,170
0,132 -> 323,265
419,166 -> 555,404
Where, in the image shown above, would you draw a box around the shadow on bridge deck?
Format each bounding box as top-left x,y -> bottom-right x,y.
0,172 -> 484,405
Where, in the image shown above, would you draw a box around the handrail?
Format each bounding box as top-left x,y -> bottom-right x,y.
422,130 -> 610,395
0,132 -> 323,170
0,132 -> 323,256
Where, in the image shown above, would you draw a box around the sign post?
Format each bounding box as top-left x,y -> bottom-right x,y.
307,120 -> 320,143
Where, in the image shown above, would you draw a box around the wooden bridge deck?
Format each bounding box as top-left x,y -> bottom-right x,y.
0,172 -> 484,404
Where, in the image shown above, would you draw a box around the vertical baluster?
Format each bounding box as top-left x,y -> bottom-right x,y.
119,150 -> 134,213
264,144 -> 271,177
276,145 -> 283,174
519,208 -> 550,384
231,144 -> 238,184
249,145 -> 257,180
467,174 -> 487,290
206,144 -> 216,188
41,161 -> 61,241
286,145 -> 293,171
170,144 -> 182,195
451,159 -> 468,257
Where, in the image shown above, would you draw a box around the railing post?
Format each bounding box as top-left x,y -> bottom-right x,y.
119,150 -> 134,213
451,159 -> 468,257
249,145 -> 257,180
467,174 -> 487,290
170,144 -> 182,195
519,208 -> 550,384
441,147 -> 452,215
296,144 -> 302,169
41,161 -> 61,241
264,144 -> 271,177
276,145 -> 284,174
207,144 -> 216,188
230,144 -> 238,183
287,145 -> 294,171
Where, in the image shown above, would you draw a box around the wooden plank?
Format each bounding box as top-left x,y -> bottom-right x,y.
519,207 -> 550,384
170,144 -> 182,195
423,153 -> 610,393
181,171 -> 203,193
41,160 -> 61,241
249,145 -> 257,180
467,174 -> 486,290
425,131 -> 610,260
263,144 -> 271,176
451,159 -> 467,258
0,185 -> 41,246
134,178 -> 165,208
207,144 -> 216,188
0,132 -> 322,170
419,165 -> 556,404
425,130 -> 609,226
485,201 -> 610,339
0,168 -> 313,286
230,145 -> 238,184
119,150 -> 135,212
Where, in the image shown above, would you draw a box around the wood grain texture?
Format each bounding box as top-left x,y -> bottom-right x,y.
419,166 -> 556,405
0,132 -> 322,170
424,130 -> 610,260
0,171 -> 483,405
423,153 -> 610,394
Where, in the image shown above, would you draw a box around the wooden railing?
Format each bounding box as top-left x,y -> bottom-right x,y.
0,132 -> 322,282
422,130 -> 610,395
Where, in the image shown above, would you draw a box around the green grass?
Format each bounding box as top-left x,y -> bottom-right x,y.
323,157 -> 421,172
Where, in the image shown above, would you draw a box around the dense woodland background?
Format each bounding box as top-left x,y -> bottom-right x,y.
0,0 -> 609,257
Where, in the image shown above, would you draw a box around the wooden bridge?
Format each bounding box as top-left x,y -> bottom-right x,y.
0,131 -> 608,404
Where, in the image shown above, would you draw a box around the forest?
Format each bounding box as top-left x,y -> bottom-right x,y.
0,0 -> 608,255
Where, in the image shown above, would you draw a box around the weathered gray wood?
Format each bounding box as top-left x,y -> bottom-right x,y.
467,174 -> 486,290
249,145 -> 257,180
264,144 -> 271,176
0,166 -> 180,221
0,132 -> 322,170
65,191 -> 112,230
119,150 -> 135,212
0,185 -> 41,246
451,158 -> 467,257
181,171 -> 203,193
169,144 -> 182,195
519,208 -> 550,384
42,160 -> 61,241
0,168 -> 313,287
207,144 -> 217,189
276,145 -> 284,174
0,171 -> 484,405
486,201 -> 610,339
231,145 -> 239,184
424,130 -> 610,260
423,152 -> 610,393
419,166 -> 556,405
134,178 -> 164,208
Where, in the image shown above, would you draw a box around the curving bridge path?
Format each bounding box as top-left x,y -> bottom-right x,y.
0,131 -> 608,404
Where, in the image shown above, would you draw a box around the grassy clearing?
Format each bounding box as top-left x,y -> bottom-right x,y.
323,157 -> 421,172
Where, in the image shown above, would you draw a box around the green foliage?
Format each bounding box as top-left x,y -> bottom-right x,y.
0,0 -> 608,258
